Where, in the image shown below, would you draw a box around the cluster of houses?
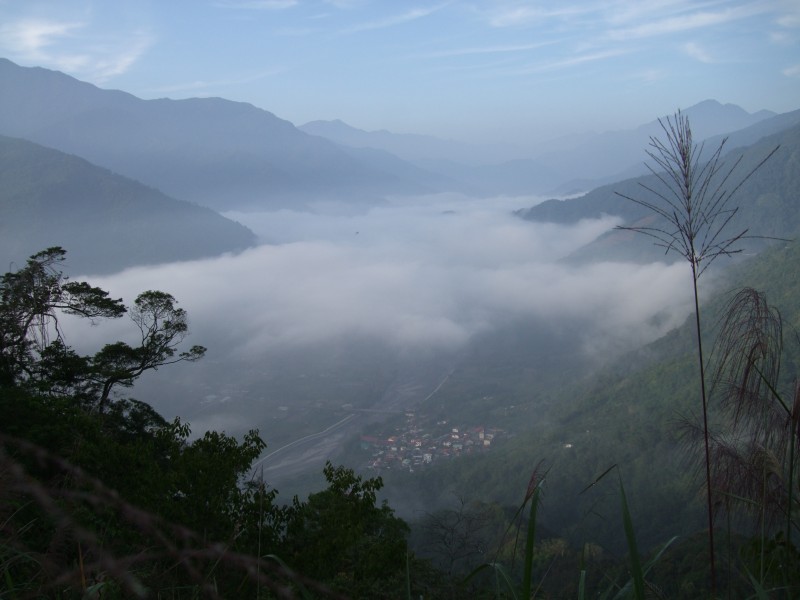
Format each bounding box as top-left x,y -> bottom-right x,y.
359,411 -> 502,472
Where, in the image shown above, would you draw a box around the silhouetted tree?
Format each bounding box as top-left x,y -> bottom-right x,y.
0,247 -> 205,412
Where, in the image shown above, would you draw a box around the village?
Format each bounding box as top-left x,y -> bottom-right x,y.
358,410 -> 503,473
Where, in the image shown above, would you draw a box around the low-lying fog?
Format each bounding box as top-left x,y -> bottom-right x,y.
66,194 -> 695,440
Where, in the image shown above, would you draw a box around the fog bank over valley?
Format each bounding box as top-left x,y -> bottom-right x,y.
62,194 -> 697,451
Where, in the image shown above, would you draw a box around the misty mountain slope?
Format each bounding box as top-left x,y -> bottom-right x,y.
518,121 -> 800,264
300,120 -> 567,196
0,59 -> 436,211
702,107 -> 800,154
302,101 -> 779,198
457,100 -> 782,197
300,119 -> 570,195
532,99 -> 776,184
0,135 -> 255,274
417,156 -> 571,198
385,235 -> 800,558
335,145 -> 472,196
299,118 -> 525,165
545,105 -> 799,197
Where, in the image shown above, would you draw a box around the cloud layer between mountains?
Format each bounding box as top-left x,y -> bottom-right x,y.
67,195 -> 694,363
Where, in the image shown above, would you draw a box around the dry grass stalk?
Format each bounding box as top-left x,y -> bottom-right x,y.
705,288 -> 798,533
616,111 -> 779,594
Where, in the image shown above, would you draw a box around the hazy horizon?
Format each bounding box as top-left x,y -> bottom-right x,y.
1,1 -> 798,148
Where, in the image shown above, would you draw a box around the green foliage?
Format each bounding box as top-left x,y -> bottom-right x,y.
0,247 -> 124,387
463,465 -> 553,599
1,248 -> 443,598
0,248 -> 206,412
90,289 -> 206,411
282,462 -> 410,597
618,474 -> 645,600
382,121 -> 800,597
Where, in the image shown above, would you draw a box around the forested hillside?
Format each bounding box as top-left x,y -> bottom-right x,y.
0,135 -> 255,273
384,208 -> 800,598
519,122 -> 800,264
0,248 -> 445,598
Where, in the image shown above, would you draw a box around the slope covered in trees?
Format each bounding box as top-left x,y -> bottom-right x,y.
0,135 -> 255,274
0,248 -> 435,598
364,116 -> 800,596
382,196 -> 800,597
518,122 -> 800,264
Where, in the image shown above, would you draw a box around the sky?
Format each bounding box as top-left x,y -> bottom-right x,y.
1,0 -> 799,146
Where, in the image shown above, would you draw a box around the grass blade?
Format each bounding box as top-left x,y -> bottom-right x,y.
521,484 -> 541,598
464,562 -> 519,600
577,569 -> 586,600
619,474 -> 645,600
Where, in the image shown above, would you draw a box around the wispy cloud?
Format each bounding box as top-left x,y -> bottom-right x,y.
783,64 -> 800,77
771,5 -> 800,45
274,26 -> 318,36
488,4 -> 597,28
776,12 -> 800,28
148,68 -> 286,95
489,7 -> 548,28
602,0 -> 711,26
214,0 -> 298,9
630,68 -> 666,83
682,41 -> 714,63
417,41 -> 556,59
88,33 -> 154,82
0,18 -> 84,56
608,5 -> 764,40
507,48 -> 629,75
770,30 -> 793,44
339,4 -> 448,34
324,0 -> 365,8
0,18 -> 152,82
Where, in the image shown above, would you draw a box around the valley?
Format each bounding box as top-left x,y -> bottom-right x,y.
2,35 -> 799,596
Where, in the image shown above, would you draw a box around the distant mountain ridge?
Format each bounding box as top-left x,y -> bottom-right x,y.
518,120 -> 800,263
0,135 -> 256,274
536,99 -> 777,189
301,100 -> 780,197
299,119 -> 525,165
0,58 -> 445,211
1,58 -> 793,210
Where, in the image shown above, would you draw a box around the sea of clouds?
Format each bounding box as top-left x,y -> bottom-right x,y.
58,193 -> 702,439
68,193 -> 696,361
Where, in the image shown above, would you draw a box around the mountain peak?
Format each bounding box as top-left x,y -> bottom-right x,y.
639,99 -> 777,140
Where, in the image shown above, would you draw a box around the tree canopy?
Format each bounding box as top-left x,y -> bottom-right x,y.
0,248 -> 425,598
0,246 -> 206,411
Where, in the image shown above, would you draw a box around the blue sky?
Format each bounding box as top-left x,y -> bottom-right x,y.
1,0 -> 799,146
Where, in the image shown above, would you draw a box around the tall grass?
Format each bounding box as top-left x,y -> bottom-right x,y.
463,462 -> 678,599
616,112 -> 779,595
464,462 -> 546,599
704,287 -> 800,594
